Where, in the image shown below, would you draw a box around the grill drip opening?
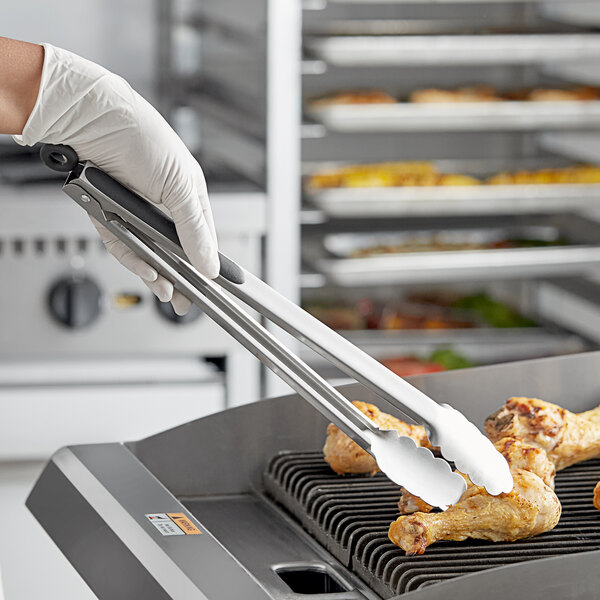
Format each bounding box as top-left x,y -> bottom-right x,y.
275,565 -> 351,594
264,451 -> 600,598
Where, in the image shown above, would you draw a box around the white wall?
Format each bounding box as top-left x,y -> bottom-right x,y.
2,0 -> 156,98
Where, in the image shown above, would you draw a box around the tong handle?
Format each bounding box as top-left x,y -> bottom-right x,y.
40,144 -> 79,172
40,144 -> 244,285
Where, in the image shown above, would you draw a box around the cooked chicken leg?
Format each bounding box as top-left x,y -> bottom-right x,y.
323,401 -> 433,475
397,436 -> 556,516
389,467 -> 561,555
594,481 -> 600,512
485,397 -> 600,470
391,438 -> 560,554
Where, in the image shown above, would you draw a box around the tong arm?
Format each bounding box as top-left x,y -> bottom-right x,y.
60,177 -> 383,452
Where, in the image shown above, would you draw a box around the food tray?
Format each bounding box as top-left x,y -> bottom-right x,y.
323,224 -> 563,257
310,214 -> 600,285
307,184 -> 600,217
305,34 -> 600,66
307,169 -> 600,217
304,158 -> 600,217
306,101 -> 600,132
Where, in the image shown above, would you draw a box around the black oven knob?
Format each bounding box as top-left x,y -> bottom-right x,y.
155,297 -> 203,324
48,276 -> 102,329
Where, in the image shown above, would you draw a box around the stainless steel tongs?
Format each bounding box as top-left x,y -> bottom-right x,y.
40,143 -> 513,509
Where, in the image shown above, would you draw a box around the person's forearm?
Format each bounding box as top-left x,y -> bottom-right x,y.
0,37 -> 44,135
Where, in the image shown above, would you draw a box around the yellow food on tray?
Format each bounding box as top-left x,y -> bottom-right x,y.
307,162 -> 480,190
487,165 -> 600,186
436,173 -> 481,186
307,162 -> 600,191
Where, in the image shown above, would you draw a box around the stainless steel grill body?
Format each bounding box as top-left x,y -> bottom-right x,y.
27,352 -> 600,599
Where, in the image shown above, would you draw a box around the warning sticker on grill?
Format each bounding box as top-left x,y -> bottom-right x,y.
168,513 -> 202,535
145,513 -> 202,537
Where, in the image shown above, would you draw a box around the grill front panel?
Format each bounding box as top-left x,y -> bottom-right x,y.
264,451 -> 600,598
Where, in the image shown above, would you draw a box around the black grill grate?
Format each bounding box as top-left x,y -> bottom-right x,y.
264,451 -> 600,598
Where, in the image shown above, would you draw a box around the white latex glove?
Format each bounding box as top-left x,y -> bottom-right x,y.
13,43 -> 219,315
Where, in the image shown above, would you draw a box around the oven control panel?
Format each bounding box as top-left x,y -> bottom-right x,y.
0,185 -> 265,358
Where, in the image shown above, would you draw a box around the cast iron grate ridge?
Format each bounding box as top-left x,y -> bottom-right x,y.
263,450 -> 600,598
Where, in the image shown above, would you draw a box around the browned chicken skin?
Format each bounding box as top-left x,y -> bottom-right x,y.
485,397 -> 600,470
492,436 -> 556,488
389,468 -> 561,555
594,482 -> 600,512
323,401 -> 432,475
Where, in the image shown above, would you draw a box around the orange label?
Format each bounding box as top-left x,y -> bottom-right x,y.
167,513 -> 202,535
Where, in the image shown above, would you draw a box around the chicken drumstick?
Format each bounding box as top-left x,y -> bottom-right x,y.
323,401 -> 433,475
390,438 -> 560,554
485,397 -> 600,471
397,436 -> 556,516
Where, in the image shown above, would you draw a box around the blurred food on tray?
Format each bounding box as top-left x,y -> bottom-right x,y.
308,85 -> 600,107
380,356 -> 445,376
449,292 -> 536,328
348,234 -> 567,257
304,292 -> 536,331
309,89 -> 397,106
306,162 -> 479,190
381,348 -> 474,376
486,165 -> 600,185
409,85 -> 503,103
306,162 -> 600,190
412,291 -> 537,328
507,86 -> 599,102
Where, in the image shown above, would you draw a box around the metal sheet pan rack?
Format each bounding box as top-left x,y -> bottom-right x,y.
157,0 -> 600,379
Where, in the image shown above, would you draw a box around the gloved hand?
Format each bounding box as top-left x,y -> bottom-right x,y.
13,43 -> 219,315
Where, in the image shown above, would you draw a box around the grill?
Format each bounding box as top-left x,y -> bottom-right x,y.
25,352 -> 600,600
265,451 -> 600,598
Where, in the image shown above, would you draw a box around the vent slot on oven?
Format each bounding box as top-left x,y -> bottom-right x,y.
264,451 -> 600,598
0,237 -> 100,258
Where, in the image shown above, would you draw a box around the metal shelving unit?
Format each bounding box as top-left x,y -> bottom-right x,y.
157,0 -> 600,378
299,0 -> 600,367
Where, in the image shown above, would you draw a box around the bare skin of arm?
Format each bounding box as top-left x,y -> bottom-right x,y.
0,37 -> 44,135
